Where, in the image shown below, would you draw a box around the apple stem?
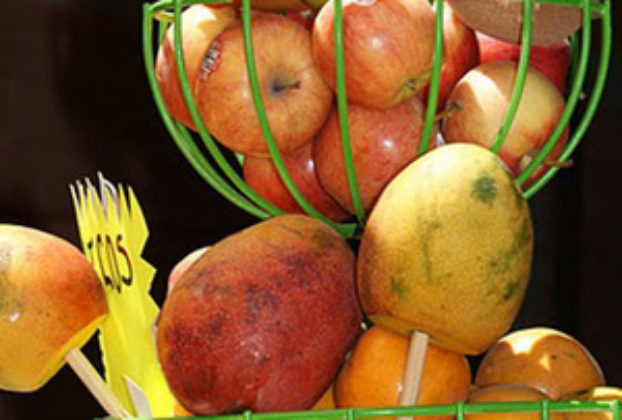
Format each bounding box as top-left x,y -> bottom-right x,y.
435,102 -> 463,122
406,71 -> 432,94
273,80 -> 302,93
545,159 -> 574,168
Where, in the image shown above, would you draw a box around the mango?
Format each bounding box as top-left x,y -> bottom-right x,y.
358,144 -> 533,355
0,225 -> 107,391
156,215 -> 361,415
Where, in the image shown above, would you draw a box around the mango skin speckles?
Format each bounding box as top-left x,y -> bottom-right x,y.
358,144 -> 533,355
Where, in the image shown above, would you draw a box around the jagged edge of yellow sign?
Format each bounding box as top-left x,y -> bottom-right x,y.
70,177 -> 174,417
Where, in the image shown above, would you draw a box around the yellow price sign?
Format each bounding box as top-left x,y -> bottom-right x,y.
70,174 -> 174,417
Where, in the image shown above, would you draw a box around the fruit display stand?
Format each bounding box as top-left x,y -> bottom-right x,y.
102,401 -> 622,419
143,0 -> 612,236
136,0 -> 616,418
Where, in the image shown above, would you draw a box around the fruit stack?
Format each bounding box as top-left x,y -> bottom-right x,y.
147,0 -> 617,418
0,0 -> 615,418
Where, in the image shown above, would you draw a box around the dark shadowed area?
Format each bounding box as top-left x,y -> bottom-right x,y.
0,1 -> 621,419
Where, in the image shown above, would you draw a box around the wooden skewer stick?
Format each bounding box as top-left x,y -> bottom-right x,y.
397,331 -> 430,420
65,348 -> 130,418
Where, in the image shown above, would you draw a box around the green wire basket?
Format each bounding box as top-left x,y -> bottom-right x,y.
143,0 -> 612,239
103,400 -> 622,419
141,0 -> 616,418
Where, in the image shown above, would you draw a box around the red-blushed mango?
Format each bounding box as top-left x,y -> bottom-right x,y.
475,328 -> 605,399
358,144 -> 533,355
157,215 -> 362,415
335,326 -> 471,420
0,225 -> 107,391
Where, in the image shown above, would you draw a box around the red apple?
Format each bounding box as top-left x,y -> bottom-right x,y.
222,7 -> 316,31
418,4 -> 479,110
441,61 -> 569,186
314,97 -> 434,213
312,0 -> 436,109
194,14 -> 333,156
168,247 -> 210,293
283,10 -> 316,31
477,32 -> 570,94
243,143 -> 351,221
212,0 -> 327,12
155,5 -> 236,129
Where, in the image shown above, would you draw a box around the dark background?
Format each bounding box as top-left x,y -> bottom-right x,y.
0,1 -> 620,419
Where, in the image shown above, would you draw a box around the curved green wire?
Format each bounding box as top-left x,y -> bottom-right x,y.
568,33 -> 581,85
333,0 -> 366,225
516,0 -> 593,186
144,0 -> 612,223
419,0 -> 443,154
491,0 -> 533,154
240,0 -> 358,238
525,0 -> 611,199
143,3 -> 270,219
170,0 -> 287,217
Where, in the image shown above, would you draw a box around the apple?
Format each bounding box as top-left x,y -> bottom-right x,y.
212,0 -> 327,12
194,14 -> 333,156
477,32 -> 570,94
312,0 -> 436,109
418,4 -> 479,110
441,61 -> 569,186
283,10 -> 316,31
240,9 -> 316,31
243,143 -> 351,221
314,97 -> 434,213
168,247 -> 210,293
155,5 -> 236,129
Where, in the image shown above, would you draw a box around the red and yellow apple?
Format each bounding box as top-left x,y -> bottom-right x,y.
314,97 -> 433,213
155,5 -> 236,129
243,143 -> 350,221
477,32 -> 570,94
194,14 -> 333,156
212,0 -> 327,12
312,0 -> 436,108
441,61 -> 568,186
418,4 -> 479,110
